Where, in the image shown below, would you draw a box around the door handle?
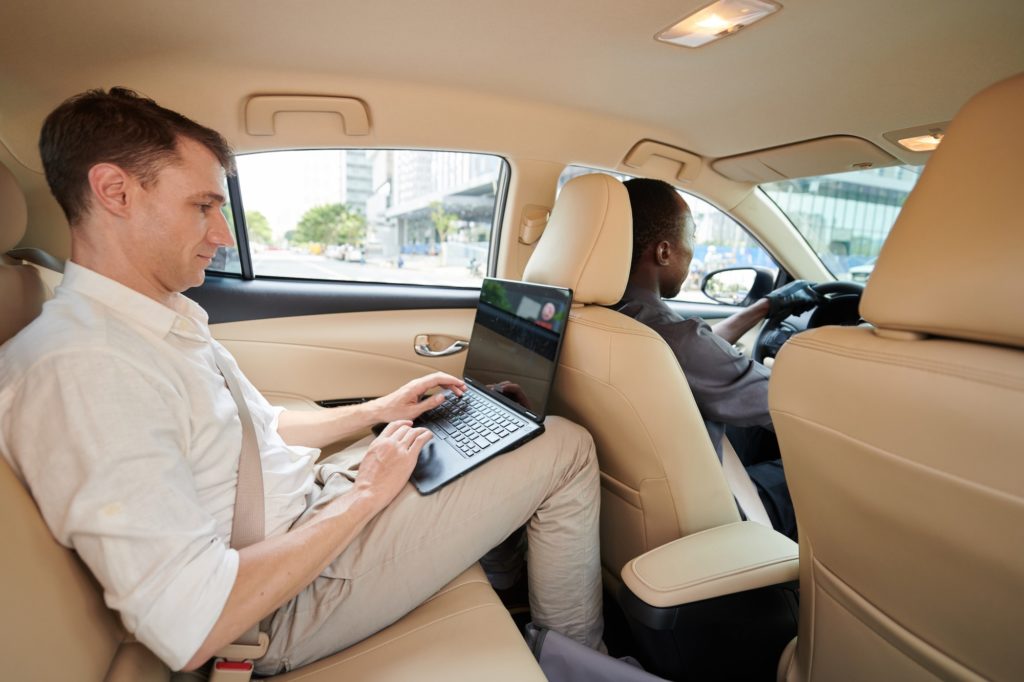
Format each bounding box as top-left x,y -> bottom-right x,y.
414,334 -> 469,357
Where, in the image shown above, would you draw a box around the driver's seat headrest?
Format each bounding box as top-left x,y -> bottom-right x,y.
861,72 -> 1024,348
523,173 -> 632,305
0,161 -> 28,254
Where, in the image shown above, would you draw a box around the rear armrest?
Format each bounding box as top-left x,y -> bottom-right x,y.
621,521 -> 797,608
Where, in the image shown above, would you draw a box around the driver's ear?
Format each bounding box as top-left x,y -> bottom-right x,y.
655,240 -> 673,266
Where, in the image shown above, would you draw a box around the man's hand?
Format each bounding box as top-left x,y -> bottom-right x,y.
186,419 -> 433,671
369,372 -> 467,423
764,280 -> 821,321
354,420 -> 433,512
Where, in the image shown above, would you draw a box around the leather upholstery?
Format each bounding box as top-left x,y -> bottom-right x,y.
526,174 -> 740,579
522,173 -> 632,306
0,456 -> 128,681
0,160 -> 27,253
861,73 -> 1024,348
771,72 -> 1024,681
0,163 -> 47,345
0,253 -> 48,345
271,564 -> 545,681
621,521 -> 798,609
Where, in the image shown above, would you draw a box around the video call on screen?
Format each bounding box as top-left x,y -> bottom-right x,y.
463,279 -> 571,416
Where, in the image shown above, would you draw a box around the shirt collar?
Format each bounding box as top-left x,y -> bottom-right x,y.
60,261 -> 210,339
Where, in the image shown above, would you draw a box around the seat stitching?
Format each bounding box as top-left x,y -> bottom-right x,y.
634,556 -> 797,594
787,336 -> 1024,390
571,179 -> 613,298
812,557 -> 988,681
770,410 -> 1024,504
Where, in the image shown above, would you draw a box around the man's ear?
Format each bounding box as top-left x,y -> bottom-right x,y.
655,240 -> 673,266
86,163 -> 133,218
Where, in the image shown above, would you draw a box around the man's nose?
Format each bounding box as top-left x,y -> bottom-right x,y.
210,208 -> 235,248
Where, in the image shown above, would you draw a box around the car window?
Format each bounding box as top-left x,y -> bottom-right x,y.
760,165 -> 921,283
210,149 -> 507,287
558,166 -> 778,304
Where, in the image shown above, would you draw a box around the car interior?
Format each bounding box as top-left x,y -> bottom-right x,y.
2,1 -> 1023,680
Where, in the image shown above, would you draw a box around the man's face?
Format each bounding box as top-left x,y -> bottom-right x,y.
659,196 -> 696,299
127,137 -> 234,295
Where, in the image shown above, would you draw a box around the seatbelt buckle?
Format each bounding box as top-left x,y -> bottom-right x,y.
210,631 -> 269,682
210,659 -> 255,682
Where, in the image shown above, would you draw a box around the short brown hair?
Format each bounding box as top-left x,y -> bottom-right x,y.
39,87 -> 235,225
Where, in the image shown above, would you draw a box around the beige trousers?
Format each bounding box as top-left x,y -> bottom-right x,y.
255,416 -> 602,675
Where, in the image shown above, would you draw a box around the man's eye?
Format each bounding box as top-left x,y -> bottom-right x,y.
198,204 -> 212,214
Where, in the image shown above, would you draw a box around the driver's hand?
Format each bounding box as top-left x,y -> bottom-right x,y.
489,381 -> 532,410
765,280 -> 821,321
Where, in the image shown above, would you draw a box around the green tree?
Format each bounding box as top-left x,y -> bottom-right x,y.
294,203 -> 366,246
430,201 -> 459,243
245,210 -> 273,244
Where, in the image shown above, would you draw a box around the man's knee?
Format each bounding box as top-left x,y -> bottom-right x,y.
543,416 -> 598,477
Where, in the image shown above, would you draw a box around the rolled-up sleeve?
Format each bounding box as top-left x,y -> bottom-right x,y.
8,350 -> 237,670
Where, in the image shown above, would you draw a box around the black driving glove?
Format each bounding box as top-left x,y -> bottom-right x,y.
765,280 -> 821,320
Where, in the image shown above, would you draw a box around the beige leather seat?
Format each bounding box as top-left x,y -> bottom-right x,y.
0,161 -> 48,345
770,72 -> 1024,682
523,173 -> 741,581
0,164 -> 544,681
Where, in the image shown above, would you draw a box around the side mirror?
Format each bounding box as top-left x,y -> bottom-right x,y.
701,267 -> 776,306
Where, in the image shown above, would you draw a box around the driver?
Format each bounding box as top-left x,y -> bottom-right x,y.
615,178 -> 820,539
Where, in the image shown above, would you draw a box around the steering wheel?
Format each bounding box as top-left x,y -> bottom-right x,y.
752,281 -> 865,363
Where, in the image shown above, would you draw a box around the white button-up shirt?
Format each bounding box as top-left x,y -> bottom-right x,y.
0,262 -> 318,670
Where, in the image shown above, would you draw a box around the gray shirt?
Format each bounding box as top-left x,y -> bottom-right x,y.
614,284 -> 773,457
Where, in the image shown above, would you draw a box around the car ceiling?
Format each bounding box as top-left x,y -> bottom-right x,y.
2,0 -> 1024,167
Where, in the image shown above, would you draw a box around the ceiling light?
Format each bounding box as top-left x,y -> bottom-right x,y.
896,132 -> 944,152
657,0 -> 782,48
883,122 -> 950,153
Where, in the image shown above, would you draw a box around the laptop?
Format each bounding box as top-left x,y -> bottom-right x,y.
410,277 -> 573,494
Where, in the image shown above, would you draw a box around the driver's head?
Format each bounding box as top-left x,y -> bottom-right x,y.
624,178 -> 695,299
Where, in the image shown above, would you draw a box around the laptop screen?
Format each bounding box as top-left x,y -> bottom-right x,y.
462,278 -> 572,421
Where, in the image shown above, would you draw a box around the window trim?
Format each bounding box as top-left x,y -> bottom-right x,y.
226,173 -> 254,280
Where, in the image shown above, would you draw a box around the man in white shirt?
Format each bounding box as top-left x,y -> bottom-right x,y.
0,88 -> 602,674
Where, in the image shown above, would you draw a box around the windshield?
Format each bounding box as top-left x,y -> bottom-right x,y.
760,165 -> 921,282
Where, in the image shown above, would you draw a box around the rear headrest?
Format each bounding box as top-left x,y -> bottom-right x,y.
523,173 -> 631,305
861,72 -> 1024,348
0,161 -> 28,253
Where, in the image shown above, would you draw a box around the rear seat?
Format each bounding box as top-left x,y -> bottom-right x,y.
0,161 -> 546,681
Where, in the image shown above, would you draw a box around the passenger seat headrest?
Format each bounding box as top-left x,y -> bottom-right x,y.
861,72 -> 1024,348
0,161 -> 28,254
523,173 -> 632,305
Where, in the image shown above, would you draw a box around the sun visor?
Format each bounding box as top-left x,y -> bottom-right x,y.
713,136 -> 898,183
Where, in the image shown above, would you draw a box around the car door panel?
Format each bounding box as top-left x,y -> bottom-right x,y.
187,276 -> 479,451
211,308 -> 474,407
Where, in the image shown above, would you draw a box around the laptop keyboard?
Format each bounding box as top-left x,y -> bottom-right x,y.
420,390 -> 528,456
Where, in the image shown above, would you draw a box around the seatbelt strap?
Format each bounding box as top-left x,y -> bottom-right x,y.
209,344 -> 269,679
212,345 -> 266,555
721,436 -> 773,528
